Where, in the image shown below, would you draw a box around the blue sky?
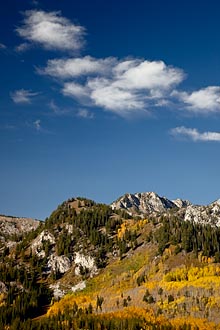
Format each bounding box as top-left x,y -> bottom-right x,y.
1,0 -> 220,219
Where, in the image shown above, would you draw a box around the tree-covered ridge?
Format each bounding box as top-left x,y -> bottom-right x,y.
0,198 -> 138,328
154,214 -> 220,259
42,197 -> 134,266
2,196 -> 220,328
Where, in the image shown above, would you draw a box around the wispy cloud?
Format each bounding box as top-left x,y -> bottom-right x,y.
172,86 -> 220,114
16,10 -> 85,52
31,0 -> 39,5
25,119 -> 52,134
0,43 -> 6,49
38,56 -> 116,78
170,126 -> 220,142
48,100 -> 71,116
49,100 -> 93,119
15,42 -> 31,53
77,108 -> 94,119
49,100 -> 61,114
0,124 -> 16,130
33,119 -> 41,130
11,89 -> 39,104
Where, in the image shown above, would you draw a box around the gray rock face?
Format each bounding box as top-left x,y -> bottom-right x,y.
111,192 -> 177,215
184,200 -> 220,227
31,230 -> 55,258
47,255 -> 71,274
111,192 -> 220,227
172,199 -> 191,208
0,215 -> 40,239
74,252 -> 97,277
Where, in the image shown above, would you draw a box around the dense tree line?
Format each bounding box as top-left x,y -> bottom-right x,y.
6,308 -> 184,330
43,198 -> 134,266
0,262 -> 52,329
154,215 -> 220,260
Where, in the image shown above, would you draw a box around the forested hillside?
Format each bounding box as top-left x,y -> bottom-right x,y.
1,194 -> 220,329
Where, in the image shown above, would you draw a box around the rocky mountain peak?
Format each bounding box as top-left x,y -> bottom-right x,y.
111,191 -> 178,215
172,198 -> 191,208
112,192 -> 220,227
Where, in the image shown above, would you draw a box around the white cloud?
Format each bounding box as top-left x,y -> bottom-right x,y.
11,89 -> 39,104
44,57 -> 184,117
39,56 -> 116,79
89,79 -> 145,115
13,10 -> 220,120
37,49 -> 220,118
15,42 -> 31,52
62,82 -> 89,100
113,60 -> 184,91
172,86 -> 220,113
16,10 -> 85,51
112,59 -> 139,75
77,109 -> 94,119
86,60 -> 184,116
170,126 -> 220,142
34,119 -> 41,130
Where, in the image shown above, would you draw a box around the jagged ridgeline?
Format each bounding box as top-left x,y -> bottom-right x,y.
1,193 -> 220,329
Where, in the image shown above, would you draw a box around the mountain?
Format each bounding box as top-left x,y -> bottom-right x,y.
184,199 -> 220,226
1,193 -> 220,329
111,192 -> 178,214
111,192 -> 220,227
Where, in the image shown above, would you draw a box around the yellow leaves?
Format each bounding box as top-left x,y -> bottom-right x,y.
117,222 -> 126,239
88,306 -> 164,324
164,267 -> 188,282
198,253 -> 215,264
0,293 -> 6,307
47,293 -> 97,317
46,237 -> 220,329
158,296 -> 185,310
144,281 -> 158,291
117,218 -> 148,239
205,296 -> 220,309
170,316 -> 216,330
164,264 -> 220,284
51,306 -> 218,330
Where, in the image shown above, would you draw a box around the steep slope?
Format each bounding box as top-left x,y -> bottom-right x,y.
46,213 -> 220,327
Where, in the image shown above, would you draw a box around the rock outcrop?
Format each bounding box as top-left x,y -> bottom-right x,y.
0,215 -> 40,241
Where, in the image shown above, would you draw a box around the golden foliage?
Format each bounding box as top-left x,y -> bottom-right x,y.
164,264 -> 220,286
